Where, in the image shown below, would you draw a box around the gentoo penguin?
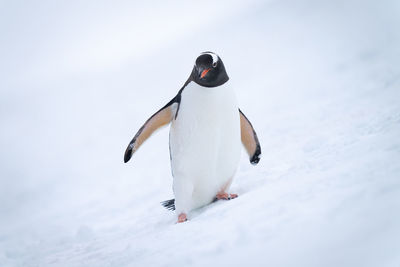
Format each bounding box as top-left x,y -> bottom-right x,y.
124,52 -> 261,223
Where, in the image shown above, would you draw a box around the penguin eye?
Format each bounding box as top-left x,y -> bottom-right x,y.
212,62 -> 217,68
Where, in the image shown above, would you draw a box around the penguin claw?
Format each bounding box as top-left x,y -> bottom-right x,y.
229,193 -> 238,199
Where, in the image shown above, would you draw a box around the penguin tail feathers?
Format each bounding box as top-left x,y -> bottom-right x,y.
161,199 -> 175,211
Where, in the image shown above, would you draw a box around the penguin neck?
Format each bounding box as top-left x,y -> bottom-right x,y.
187,80 -> 229,94
184,81 -> 231,99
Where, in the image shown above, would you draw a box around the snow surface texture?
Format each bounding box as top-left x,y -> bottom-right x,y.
1,0 -> 400,266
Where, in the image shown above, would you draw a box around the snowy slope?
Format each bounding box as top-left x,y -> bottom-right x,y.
1,0 -> 400,266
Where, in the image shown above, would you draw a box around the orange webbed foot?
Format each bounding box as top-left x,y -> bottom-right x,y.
216,192 -> 238,200
177,213 -> 187,223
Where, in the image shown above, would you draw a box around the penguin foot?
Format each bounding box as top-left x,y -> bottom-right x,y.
216,192 -> 238,200
177,213 -> 187,223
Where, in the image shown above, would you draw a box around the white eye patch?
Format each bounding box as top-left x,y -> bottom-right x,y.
201,52 -> 218,65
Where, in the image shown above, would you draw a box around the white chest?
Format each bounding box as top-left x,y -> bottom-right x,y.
169,81 -> 241,186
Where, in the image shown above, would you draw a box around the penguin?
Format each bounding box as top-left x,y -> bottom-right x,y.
124,52 -> 261,223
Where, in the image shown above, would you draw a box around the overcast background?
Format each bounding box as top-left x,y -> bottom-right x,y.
1,0 -> 400,266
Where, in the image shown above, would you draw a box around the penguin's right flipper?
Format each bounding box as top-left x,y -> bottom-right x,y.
124,92 -> 182,163
239,109 -> 261,165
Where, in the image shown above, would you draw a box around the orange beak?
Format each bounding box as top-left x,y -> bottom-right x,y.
200,68 -> 211,79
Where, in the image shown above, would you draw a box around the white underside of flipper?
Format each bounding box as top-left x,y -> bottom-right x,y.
169,81 -> 241,214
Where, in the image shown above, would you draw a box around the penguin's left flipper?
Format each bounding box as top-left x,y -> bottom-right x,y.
239,109 -> 261,165
124,95 -> 181,163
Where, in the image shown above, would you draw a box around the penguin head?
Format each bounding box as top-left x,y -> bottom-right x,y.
192,52 -> 229,87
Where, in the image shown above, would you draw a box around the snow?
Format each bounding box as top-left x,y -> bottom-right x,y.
1,0 -> 400,266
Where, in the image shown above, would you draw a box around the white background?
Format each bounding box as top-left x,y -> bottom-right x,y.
1,0 -> 399,266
